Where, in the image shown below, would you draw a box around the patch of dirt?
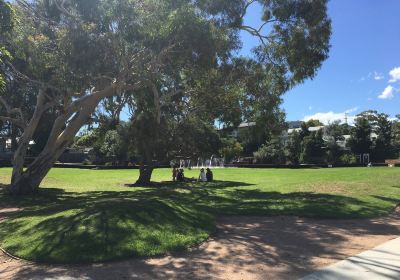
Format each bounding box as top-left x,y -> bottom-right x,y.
303,182 -> 366,194
0,209 -> 399,280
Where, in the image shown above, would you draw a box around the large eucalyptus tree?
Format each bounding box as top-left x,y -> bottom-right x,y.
126,0 -> 332,184
1,0 -> 331,194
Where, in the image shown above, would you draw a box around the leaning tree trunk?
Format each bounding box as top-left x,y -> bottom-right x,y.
9,162 -> 52,195
8,83 -> 124,195
10,90 -> 49,188
135,164 -> 154,186
9,141 -> 69,195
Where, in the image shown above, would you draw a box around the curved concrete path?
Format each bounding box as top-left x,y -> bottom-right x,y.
300,237 -> 400,280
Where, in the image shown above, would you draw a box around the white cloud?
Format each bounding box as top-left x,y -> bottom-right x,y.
378,85 -> 395,100
303,107 -> 358,125
345,107 -> 359,113
359,71 -> 384,81
374,72 -> 384,80
389,67 -> 400,83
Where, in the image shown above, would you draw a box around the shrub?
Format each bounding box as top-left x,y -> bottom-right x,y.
254,138 -> 286,164
340,154 -> 357,165
82,159 -> 92,165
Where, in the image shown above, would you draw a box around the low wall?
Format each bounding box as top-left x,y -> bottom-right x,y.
225,163 -> 399,168
52,163 -> 171,169
58,153 -> 87,163
1,163 -> 398,169
385,159 -> 400,165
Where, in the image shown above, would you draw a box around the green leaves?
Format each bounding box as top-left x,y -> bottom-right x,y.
254,137 -> 286,164
0,0 -> 14,34
0,0 -> 15,92
0,46 -> 11,90
2,0 -> 332,184
256,0 -> 331,85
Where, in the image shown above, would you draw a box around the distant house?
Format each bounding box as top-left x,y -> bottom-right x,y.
218,122 -> 256,138
0,138 -> 12,153
220,120 -> 381,154
284,123 -> 352,150
336,135 -> 351,150
287,121 -> 302,129
0,138 -> 36,164
0,138 -> 13,164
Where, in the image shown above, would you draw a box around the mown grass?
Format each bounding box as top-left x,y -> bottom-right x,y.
0,167 -> 399,263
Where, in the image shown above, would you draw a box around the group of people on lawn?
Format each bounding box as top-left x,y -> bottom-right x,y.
172,167 -> 213,182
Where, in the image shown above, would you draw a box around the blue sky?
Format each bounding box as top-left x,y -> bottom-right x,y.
241,0 -> 400,124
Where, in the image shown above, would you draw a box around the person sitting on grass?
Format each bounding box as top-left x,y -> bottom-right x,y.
177,168 -> 185,182
206,168 -> 213,182
198,168 -> 207,182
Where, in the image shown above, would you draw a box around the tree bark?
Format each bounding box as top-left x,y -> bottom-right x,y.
135,164 -> 154,185
8,137 -> 69,195
133,83 -> 160,186
11,90 -> 48,185
8,82 -> 127,195
8,174 -> 40,195
9,161 -> 51,195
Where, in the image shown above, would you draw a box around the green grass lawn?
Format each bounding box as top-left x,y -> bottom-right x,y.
0,167 -> 399,263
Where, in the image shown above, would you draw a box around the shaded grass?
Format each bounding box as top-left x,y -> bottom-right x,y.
0,167 -> 399,263
0,189 -> 214,263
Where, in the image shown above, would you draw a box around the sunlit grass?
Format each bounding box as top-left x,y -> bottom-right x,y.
0,167 -> 399,263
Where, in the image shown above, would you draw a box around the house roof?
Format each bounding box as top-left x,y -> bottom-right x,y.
237,122 -> 256,128
308,126 -> 324,132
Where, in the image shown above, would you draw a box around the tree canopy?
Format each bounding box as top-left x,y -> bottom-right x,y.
1,0 -> 331,194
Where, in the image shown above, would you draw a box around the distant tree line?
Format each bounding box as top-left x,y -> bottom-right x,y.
68,109 -> 399,166
252,111 -> 400,165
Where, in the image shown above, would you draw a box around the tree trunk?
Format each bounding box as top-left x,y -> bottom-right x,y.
135,164 -> 154,185
8,168 -> 46,195
9,160 -> 52,195
8,143 -> 66,195
133,83 -> 161,186
11,90 -> 48,185
7,82 -> 128,195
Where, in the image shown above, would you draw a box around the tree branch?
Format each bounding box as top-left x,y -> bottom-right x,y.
5,62 -> 61,94
240,25 -> 272,47
0,96 -> 12,112
0,96 -> 27,129
241,0 -> 256,19
0,116 -> 26,129
150,82 -> 161,124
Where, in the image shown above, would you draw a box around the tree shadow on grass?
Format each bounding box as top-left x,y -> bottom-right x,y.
0,188 -> 215,263
206,189 -> 393,218
0,180 -> 399,265
7,199 -> 400,280
372,195 -> 400,206
124,180 -> 255,190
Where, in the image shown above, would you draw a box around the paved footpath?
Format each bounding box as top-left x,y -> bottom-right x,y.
300,237 -> 400,280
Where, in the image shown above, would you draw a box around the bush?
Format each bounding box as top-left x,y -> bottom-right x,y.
220,138 -> 243,162
254,138 -> 286,164
82,159 -> 92,165
73,131 -> 98,149
340,154 -> 357,165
